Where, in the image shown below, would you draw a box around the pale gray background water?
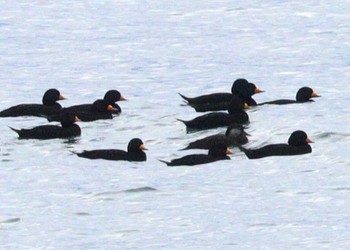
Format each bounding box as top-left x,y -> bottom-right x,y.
1,1 -> 350,249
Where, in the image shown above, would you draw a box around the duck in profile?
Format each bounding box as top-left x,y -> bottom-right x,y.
160,143 -> 232,166
181,124 -> 249,150
259,87 -> 320,105
179,78 -> 263,112
178,96 -> 249,131
64,89 -> 126,114
75,138 -> 147,162
0,88 -> 65,117
9,111 -> 81,139
237,130 -> 313,159
46,99 -> 117,122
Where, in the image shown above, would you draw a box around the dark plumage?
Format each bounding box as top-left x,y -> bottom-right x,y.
75,138 -> 147,162
181,124 -> 249,150
179,78 -> 263,112
10,112 -> 81,139
0,89 -> 65,117
161,143 -> 232,166
178,97 -> 249,131
259,87 -> 320,105
237,130 -> 312,159
232,81 -> 263,106
47,99 -> 116,122
63,90 -> 125,115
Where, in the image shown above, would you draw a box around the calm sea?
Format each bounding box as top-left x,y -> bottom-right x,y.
1,1 -> 350,249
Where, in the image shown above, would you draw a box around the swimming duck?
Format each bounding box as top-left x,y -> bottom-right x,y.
10,111 -> 81,139
75,138 -> 147,162
161,143 -> 232,166
259,87 -> 320,105
64,90 -> 125,114
0,88 -> 65,117
179,78 -> 263,112
237,130 -> 312,159
47,99 -> 116,122
181,124 -> 249,150
178,97 -> 249,131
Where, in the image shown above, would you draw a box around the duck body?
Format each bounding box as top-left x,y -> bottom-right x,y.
0,89 -> 65,117
239,143 -> 312,159
76,138 -> 147,162
161,143 -> 232,166
238,130 -> 312,159
179,79 -> 263,112
10,112 -> 81,139
63,90 -> 124,115
10,124 -> 81,139
182,124 -> 249,150
76,149 -> 146,162
0,104 -> 62,117
259,99 -> 299,105
188,96 -> 233,112
179,112 -> 248,131
179,92 -> 233,105
162,154 -> 230,166
259,87 -> 319,105
179,97 -> 249,131
47,99 -> 115,122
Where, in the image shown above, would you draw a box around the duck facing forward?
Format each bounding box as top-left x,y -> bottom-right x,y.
10,111 -> 81,139
161,143 -> 232,166
0,88 -> 65,117
237,130 -> 312,159
75,138 -> 147,162
259,87 -> 320,105
181,124 -> 249,150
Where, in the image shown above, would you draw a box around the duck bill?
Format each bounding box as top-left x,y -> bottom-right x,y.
226,148 -> 233,155
311,92 -> 320,98
255,87 -> 264,94
120,96 -> 127,101
107,105 -> 117,111
243,103 -> 249,109
59,95 -> 66,100
140,144 -> 148,150
306,137 -> 313,143
75,116 -> 81,122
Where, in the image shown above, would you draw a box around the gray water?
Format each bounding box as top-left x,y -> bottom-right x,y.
1,1 -> 350,249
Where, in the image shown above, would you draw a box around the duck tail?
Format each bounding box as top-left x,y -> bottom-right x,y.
178,145 -> 190,151
176,118 -> 187,124
178,93 -> 191,102
159,160 -> 171,166
8,126 -> 20,134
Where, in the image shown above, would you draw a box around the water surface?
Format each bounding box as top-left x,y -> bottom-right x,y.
1,1 -> 350,249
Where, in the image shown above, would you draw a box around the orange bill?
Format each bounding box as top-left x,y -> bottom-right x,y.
226,148 -> 233,155
107,105 -> 116,111
255,87 -> 264,94
306,137 -> 313,143
311,91 -> 320,97
140,144 -> 148,150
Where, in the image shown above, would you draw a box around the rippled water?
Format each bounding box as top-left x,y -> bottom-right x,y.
1,1 -> 350,249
